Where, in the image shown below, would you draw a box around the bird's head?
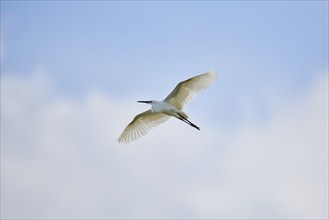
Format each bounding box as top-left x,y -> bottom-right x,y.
137,100 -> 153,104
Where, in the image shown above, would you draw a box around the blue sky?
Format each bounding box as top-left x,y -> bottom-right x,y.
2,1 -> 327,90
1,1 -> 328,219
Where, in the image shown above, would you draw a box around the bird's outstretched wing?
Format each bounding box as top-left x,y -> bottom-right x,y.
164,70 -> 217,110
117,110 -> 170,144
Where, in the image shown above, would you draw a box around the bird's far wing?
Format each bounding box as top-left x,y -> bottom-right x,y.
117,110 -> 170,144
164,70 -> 217,109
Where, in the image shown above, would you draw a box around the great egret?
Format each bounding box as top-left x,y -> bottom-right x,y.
117,70 -> 217,144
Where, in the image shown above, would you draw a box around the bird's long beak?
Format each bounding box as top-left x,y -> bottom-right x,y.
137,100 -> 152,104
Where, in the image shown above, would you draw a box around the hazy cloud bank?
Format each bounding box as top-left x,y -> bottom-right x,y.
1,70 -> 328,219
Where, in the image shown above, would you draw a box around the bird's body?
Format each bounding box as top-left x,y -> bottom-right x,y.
150,100 -> 177,114
118,70 -> 217,144
149,100 -> 187,118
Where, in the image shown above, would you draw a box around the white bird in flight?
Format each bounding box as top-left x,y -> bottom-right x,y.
117,70 -> 217,144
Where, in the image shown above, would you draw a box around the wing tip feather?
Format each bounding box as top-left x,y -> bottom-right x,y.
207,69 -> 218,78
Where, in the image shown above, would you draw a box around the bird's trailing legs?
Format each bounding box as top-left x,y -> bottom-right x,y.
177,113 -> 200,130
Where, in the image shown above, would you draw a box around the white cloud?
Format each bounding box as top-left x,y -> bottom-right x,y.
1,70 -> 328,219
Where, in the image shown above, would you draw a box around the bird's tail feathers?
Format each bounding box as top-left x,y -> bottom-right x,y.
178,111 -> 188,119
